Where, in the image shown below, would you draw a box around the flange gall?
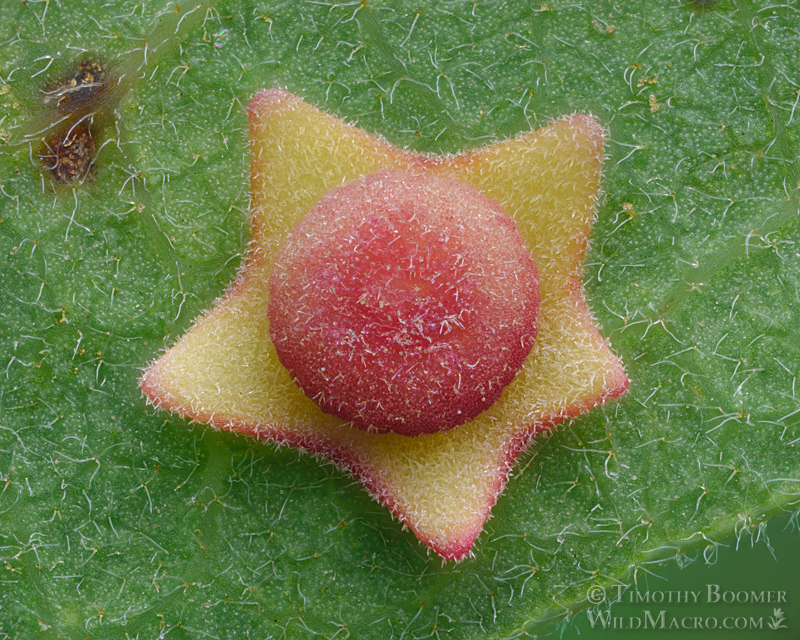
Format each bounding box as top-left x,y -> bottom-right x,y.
141,89 -> 628,560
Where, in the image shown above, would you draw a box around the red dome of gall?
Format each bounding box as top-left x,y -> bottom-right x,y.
268,170 -> 540,435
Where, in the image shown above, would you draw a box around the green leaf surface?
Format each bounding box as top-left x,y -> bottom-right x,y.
1,1 -> 799,638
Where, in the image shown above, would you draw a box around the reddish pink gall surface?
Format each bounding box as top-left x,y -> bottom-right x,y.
268,169 -> 540,435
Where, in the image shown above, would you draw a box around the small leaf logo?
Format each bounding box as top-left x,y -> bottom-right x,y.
767,608 -> 787,630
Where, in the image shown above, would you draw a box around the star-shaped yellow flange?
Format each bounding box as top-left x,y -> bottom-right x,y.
141,89 -> 628,561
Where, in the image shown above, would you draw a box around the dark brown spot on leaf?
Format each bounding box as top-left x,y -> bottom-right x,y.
43,60 -> 109,113
40,122 -> 96,184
